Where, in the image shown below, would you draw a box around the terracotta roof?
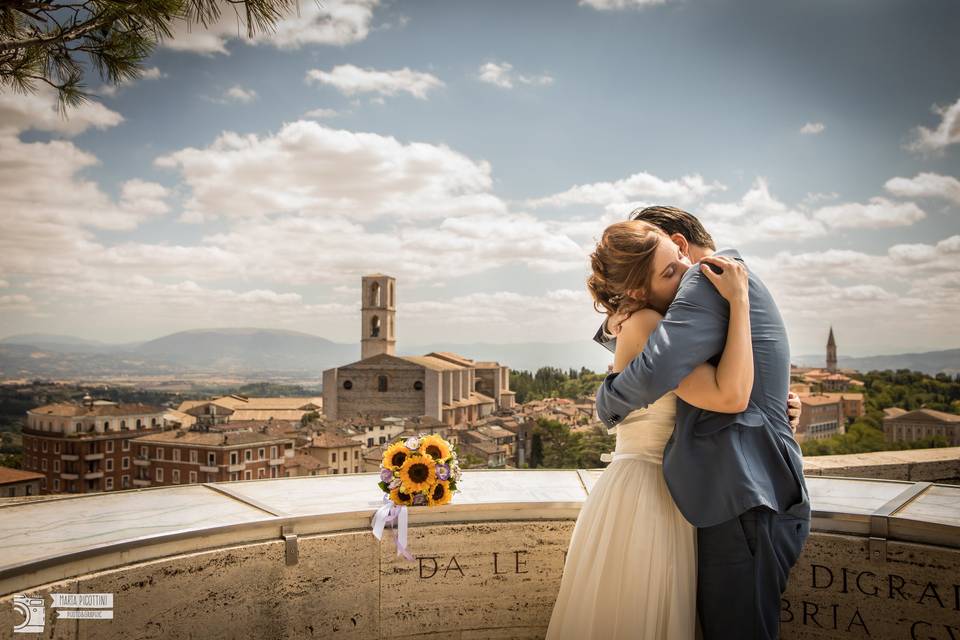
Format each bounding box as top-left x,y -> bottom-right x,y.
284,453 -> 328,472
424,352 -> 476,367
883,407 -> 908,418
131,430 -> 292,446
799,395 -> 841,406
885,409 -> 960,423
399,355 -> 466,371
819,393 -> 864,401
0,467 -> 45,484
29,402 -> 164,418
309,430 -> 359,448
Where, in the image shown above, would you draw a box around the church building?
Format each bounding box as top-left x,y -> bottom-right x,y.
322,274 -> 515,425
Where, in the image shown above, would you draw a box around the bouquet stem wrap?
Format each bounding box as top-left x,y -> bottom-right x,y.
371,493 -> 414,561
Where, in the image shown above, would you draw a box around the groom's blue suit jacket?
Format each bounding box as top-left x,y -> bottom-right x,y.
594,248 -> 809,528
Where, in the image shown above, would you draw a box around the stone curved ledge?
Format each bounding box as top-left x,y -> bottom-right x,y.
1,469 -> 958,639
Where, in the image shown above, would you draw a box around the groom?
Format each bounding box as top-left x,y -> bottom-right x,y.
593,205 -> 810,640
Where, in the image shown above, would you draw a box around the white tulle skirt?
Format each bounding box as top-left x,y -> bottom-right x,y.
545,453 -> 698,640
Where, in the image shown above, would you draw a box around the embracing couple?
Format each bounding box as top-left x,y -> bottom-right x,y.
545,206 -> 811,640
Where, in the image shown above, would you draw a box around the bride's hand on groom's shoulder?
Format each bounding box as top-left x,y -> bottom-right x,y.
607,309 -> 630,337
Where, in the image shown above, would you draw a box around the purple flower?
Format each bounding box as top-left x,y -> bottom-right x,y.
379,468 -> 394,483
404,436 -> 420,450
412,493 -> 427,506
435,463 -> 450,480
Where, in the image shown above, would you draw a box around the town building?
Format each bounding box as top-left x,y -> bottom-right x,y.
20,396 -> 167,494
129,430 -> 295,487
795,394 -> 845,442
883,409 -> 960,446
322,274 -> 516,425
0,467 -> 44,498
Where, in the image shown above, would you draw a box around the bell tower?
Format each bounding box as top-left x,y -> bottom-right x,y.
826,325 -> 837,373
361,273 -> 396,359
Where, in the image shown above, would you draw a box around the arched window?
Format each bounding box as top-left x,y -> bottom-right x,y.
378,376 -> 388,392
370,282 -> 381,307
151,418 -> 157,427
120,420 -> 126,430
370,315 -> 381,338
388,315 -> 393,338
103,421 -> 110,431
414,381 -> 423,391
343,380 -> 353,390
389,281 -> 394,307
136,419 -> 142,429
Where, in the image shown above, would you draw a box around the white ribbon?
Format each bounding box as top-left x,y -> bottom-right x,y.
371,493 -> 414,561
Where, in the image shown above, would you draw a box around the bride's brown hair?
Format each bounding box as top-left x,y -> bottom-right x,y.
586,220 -> 664,318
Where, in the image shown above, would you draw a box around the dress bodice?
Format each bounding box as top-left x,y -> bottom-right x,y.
609,391 -> 677,464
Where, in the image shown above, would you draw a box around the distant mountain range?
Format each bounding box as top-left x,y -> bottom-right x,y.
0,329 -> 957,380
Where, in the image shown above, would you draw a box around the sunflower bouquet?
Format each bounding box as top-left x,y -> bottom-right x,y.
371,433 -> 462,560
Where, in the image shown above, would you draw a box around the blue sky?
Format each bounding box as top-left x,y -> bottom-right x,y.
0,0 -> 958,358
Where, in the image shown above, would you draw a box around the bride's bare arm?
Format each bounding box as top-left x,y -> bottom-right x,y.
612,257 -> 754,414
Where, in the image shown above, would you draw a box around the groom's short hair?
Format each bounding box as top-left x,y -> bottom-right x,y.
629,205 -> 716,251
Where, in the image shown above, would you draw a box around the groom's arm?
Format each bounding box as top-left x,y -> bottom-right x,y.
595,273 -> 729,430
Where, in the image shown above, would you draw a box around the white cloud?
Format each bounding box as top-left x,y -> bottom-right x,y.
163,0 -> 379,54
907,96 -> 960,154
579,0 -> 666,9
477,62 -> 554,89
813,197 -> 926,229
221,85 -> 258,103
884,172 -> 960,206
800,122 -> 825,135
303,108 -> 340,119
306,64 -> 443,99
527,171 -> 725,209
155,120 -> 503,223
0,85 -> 123,136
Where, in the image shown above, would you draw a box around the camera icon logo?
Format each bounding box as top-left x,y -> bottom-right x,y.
12,594 -> 45,634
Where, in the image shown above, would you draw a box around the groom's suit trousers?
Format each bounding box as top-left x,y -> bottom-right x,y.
696,503 -> 811,640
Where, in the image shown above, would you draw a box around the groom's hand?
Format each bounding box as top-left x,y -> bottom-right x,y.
607,309 -> 630,337
787,392 -> 802,433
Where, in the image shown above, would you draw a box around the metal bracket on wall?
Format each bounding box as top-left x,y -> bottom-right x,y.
868,481 -> 931,564
282,524 -> 299,566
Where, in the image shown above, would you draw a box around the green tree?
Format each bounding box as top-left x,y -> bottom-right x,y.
0,0 -> 297,112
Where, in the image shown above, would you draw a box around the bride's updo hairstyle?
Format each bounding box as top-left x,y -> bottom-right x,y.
587,220 -> 664,318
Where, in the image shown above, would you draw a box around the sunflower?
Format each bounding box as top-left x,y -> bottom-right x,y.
418,434 -> 452,461
389,485 -> 413,506
427,479 -> 452,506
399,453 -> 436,492
382,441 -> 411,470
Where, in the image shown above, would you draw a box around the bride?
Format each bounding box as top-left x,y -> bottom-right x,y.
545,220 -> 755,639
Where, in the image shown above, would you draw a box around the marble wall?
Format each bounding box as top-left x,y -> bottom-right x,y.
3,521 -> 959,639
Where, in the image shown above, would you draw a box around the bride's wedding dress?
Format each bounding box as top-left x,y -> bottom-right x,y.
545,390 -> 697,639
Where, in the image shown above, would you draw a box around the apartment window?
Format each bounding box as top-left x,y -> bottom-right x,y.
41,441 -> 48,452
54,479 -> 60,491
136,419 -> 142,429
342,467 -> 347,474
258,448 -> 265,460
106,459 -> 113,472
380,426 -> 384,431
156,448 -> 164,461
332,469 -> 338,474
105,477 -> 113,490
208,452 -> 216,466
189,471 -> 197,483
140,446 -> 148,458
230,451 -> 238,465
104,440 -> 113,453
244,449 -> 252,462
172,449 -> 180,462
120,420 -> 126,430
156,468 -> 163,482
103,421 -> 110,431
41,459 -> 47,471
54,442 -> 60,454
172,469 -> 180,484
367,438 -> 374,447
244,470 -> 252,480
75,423 -> 82,433
354,450 -> 359,459
331,452 -> 337,463
122,440 -> 130,451
41,478 -> 47,489
354,466 -> 359,473
53,460 -> 59,473
257,468 -> 264,479
122,475 -> 129,489
270,446 -> 277,459
379,436 -> 386,445
122,457 -> 129,469
189,450 -> 197,463
230,472 -> 238,481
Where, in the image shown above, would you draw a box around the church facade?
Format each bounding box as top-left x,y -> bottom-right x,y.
322,274 -> 515,425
